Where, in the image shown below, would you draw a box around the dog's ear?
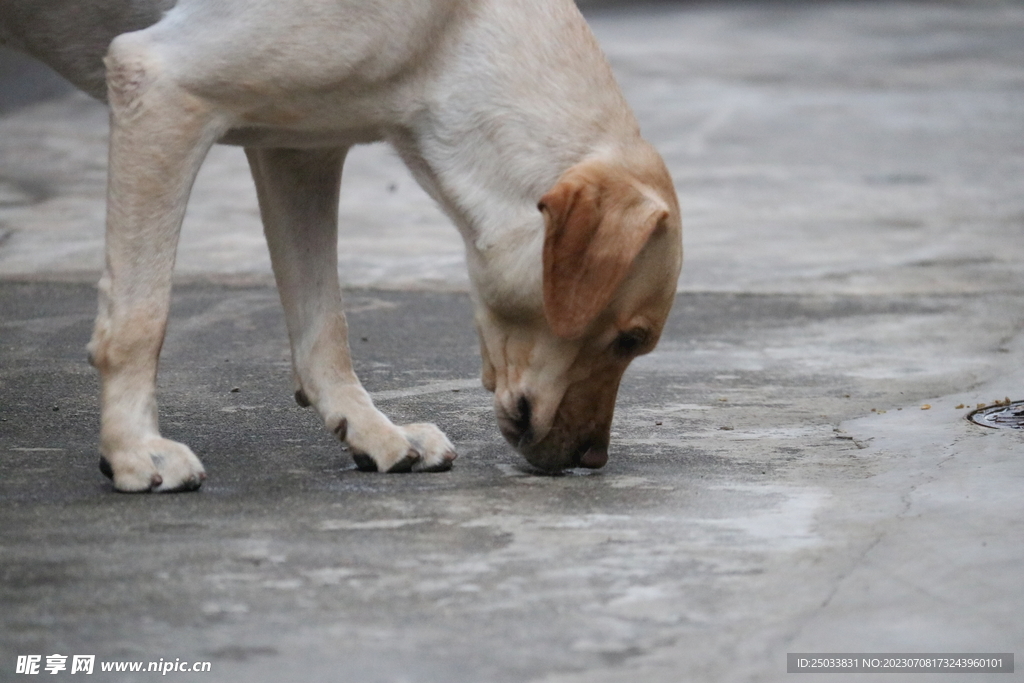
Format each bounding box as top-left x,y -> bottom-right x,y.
539,161 -> 669,339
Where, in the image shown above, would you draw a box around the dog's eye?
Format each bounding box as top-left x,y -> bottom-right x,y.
612,328 -> 650,357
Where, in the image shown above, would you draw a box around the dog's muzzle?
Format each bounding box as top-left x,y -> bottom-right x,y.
497,394 -> 611,471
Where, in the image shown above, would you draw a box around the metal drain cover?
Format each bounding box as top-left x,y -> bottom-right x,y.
968,401 -> 1024,430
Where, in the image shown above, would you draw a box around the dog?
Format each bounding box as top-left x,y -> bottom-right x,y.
0,0 -> 682,491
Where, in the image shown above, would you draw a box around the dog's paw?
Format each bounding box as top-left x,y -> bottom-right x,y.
100,437 -> 206,493
400,423 -> 457,472
337,416 -> 456,473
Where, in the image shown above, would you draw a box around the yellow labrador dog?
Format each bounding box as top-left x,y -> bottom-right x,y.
0,0 -> 682,491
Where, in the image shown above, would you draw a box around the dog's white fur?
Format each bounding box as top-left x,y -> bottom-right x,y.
4,0 -> 682,490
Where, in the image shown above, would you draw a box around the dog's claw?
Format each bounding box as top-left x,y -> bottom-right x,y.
101,438 -> 206,492
398,423 -> 458,473
386,450 -> 422,473
98,456 -> 114,480
351,448 -> 424,473
352,451 -> 378,472
345,422 -> 452,473
157,472 -> 204,493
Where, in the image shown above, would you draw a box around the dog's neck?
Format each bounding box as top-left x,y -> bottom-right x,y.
387,126 -> 543,315
373,0 -> 642,316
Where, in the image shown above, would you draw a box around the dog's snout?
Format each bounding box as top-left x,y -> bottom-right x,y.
503,373 -> 619,471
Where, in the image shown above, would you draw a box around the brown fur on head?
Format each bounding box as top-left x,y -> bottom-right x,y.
480,144 -> 682,471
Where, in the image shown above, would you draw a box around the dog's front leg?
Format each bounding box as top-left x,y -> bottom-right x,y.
246,147 -> 456,473
87,36 -> 226,492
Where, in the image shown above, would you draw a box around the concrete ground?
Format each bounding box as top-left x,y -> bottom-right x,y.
1,1 -> 1023,681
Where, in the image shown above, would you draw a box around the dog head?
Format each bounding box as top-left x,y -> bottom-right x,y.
476,144 -> 682,471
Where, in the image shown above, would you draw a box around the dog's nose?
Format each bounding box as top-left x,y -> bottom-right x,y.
498,395 -> 534,447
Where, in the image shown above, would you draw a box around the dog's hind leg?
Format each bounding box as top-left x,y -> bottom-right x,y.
87,33 -> 227,492
246,147 -> 457,474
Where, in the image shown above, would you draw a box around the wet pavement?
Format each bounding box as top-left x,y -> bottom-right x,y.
2,2 -> 1023,681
